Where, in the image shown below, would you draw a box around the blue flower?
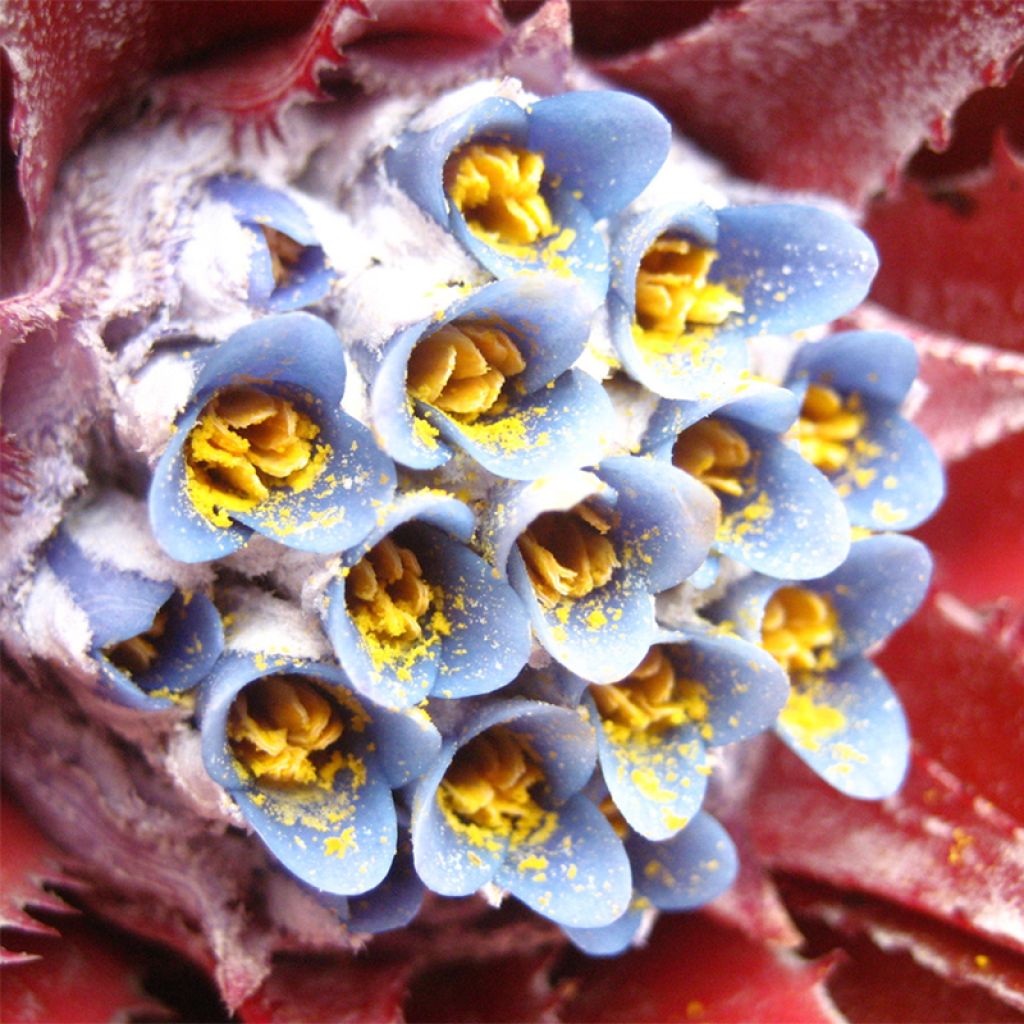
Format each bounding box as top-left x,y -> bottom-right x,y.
387,91 -> 670,297
564,809 -> 738,956
343,829 -> 426,934
552,627 -> 786,840
149,312 -> 396,563
198,652 -> 441,896
45,527 -> 223,710
208,175 -> 335,311
410,697 -> 631,929
709,534 -> 932,798
785,330 -> 944,532
608,202 -> 878,400
366,275 -> 612,479
321,490 -> 531,710
643,381 -> 850,581
480,456 -> 718,683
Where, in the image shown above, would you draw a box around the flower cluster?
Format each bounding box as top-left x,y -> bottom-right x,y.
35,80 -> 942,955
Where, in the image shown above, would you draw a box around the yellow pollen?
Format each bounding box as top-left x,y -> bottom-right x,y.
259,225 -> 305,289
517,501 -> 619,608
228,676 -> 344,788
347,536 -> 433,646
791,383 -> 868,473
445,143 -> 556,248
762,587 -> 839,675
438,726 -> 551,846
672,418 -> 751,496
634,235 -> 743,354
406,322 -> 525,423
590,647 -> 710,736
185,386 -> 322,528
104,605 -> 169,677
778,677 -> 847,751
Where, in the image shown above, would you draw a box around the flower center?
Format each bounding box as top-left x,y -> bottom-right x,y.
185,386 -> 323,528
346,536 -> 433,646
445,143 -> 557,249
259,225 -> 305,289
590,647 -> 710,739
517,501 -> 620,607
406,322 -> 526,422
228,675 -> 345,788
633,235 -> 743,353
672,418 -> 752,497
790,383 -> 867,474
103,603 -> 169,677
761,586 -> 839,675
439,725 -> 547,835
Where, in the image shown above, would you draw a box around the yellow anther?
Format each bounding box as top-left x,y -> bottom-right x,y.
761,586 -> 839,675
407,322 -> 525,422
672,418 -> 752,497
634,235 -> 743,352
790,383 -> 867,473
229,676 -> 344,787
445,143 -> 556,248
517,501 -> 619,608
185,386 -> 321,528
104,606 -> 169,677
347,536 -> 433,645
440,725 -> 546,833
591,647 -> 709,736
259,225 -> 304,288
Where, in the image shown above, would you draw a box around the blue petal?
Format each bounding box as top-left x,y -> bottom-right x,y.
149,402 -> 251,563
370,276 -> 599,473
713,205 -> 878,338
345,832 -> 426,934
817,534 -> 932,659
410,740 -> 506,897
776,658 -> 909,799
563,905 -> 646,957
368,702 -> 442,789
596,456 -> 718,592
628,810 -> 738,910
508,547 -> 659,684
658,628 -> 789,746
420,369 -> 612,480
198,655 -> 398,895
494,793 -> 632,928
787,331 -> 918,407
525,92 -> 670,221
46,530 -> 173,646
192,312 -> 346,405
715,432 -> 851,580
97,590 -> 224,710
589,692 -> 709,841
830,412 -> 944,531
209,175 -> 321,245
385,97 -> 529,227
418,532 -> 531,700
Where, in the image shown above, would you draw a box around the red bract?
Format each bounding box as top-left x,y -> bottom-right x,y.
596,0 -> 1024,208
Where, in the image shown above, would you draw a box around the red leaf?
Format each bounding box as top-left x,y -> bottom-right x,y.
748,747 -> 1024,956
237,954 -> 411,1024
0,0 -> 322,226
560,911 -> 840,1024
595,0 -> 1024,208
784,879 -> 1024,1016
866,135 -> 1024,354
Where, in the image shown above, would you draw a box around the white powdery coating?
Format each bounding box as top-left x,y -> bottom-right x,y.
222,588 -> 332,663
66,490 -> 213,593
21,565 -> 94,668
163,725 -> 246,828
